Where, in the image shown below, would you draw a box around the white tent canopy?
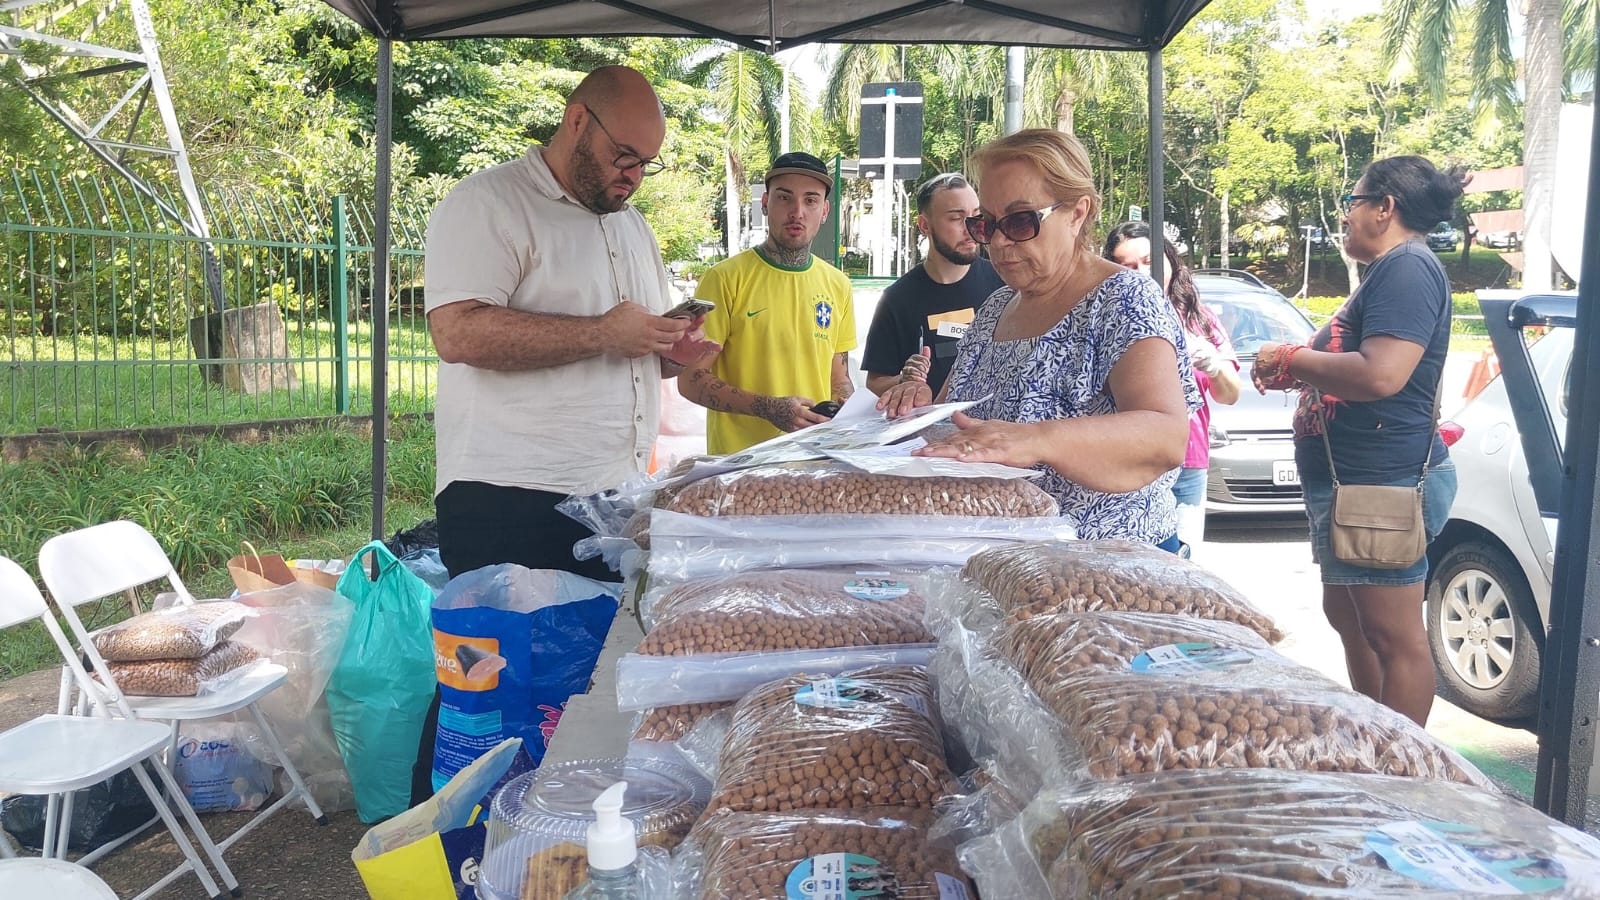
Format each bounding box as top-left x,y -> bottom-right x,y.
319,0 -> 1213,48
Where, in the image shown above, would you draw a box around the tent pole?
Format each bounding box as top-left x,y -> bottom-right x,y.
1147,47 -> 1164,289
1534,19 -> 1600,825
370,36 -> 393,543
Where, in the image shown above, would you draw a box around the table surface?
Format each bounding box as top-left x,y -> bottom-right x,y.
542,577 -> 645,767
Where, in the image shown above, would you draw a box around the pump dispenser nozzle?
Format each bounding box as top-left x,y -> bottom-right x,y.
585,781 -> 636,872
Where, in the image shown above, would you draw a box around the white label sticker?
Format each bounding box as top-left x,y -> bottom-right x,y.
1366,820 -> 1569,894
935,872 -> 972,899
1129,642 -> 1253,674
935,320 -> 969,339
843,578 -> 911,601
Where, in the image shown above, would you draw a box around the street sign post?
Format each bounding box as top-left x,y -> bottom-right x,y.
860,82 -> 923,276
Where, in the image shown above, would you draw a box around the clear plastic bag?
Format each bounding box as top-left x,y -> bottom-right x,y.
630,702 -> 732,743
106,640 -> 261,696
91,600 -> 253,661
1014,658 -> 1487,786
675,806 -> 975,900
644,510 -> 1076,584
614,645 -> 936,711
228,581 -> 356,813
962,539 -> 1284,642
959,769 -> 1600,900
661,459 -> 1058,518
705,666 -> 959,816
637,569 -> 934,654
991,610 -> 1275,686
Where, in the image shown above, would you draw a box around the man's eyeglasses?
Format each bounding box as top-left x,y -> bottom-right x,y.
965,200 -> 1068,245
584,105 -> 668,177
1339,193 -> 1382,215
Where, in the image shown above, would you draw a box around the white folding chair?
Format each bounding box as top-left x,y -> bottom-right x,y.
0,556 -> 226,900
0,857 -> 121,900
38,521 -> 328,895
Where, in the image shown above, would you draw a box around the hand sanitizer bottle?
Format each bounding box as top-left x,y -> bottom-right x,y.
562,781 -> 641,899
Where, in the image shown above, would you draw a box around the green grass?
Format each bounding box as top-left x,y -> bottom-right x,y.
0,418 -> 436,679
3,315 -> 439,434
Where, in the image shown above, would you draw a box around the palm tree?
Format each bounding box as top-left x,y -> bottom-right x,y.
689,46 -> 783,255
1023,48 -> 1141,135
1381,0 -> 1587,290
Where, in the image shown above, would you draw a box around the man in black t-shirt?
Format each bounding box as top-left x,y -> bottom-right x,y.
862,173 -> 1006,396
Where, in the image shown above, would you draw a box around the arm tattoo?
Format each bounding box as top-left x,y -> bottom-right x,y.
752,394 -> 792,429
831,352 -> 855,401
684,367 -> 745,414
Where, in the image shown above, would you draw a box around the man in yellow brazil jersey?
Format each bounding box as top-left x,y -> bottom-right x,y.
678,151 -> 856,454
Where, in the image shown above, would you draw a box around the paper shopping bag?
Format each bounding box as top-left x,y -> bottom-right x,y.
227,541 -> 297,594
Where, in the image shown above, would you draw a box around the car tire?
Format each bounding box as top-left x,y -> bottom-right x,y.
1426,540 -> 1542,722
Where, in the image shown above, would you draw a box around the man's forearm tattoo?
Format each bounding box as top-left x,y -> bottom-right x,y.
685,368 -> 742,414
752,394 -> 791,428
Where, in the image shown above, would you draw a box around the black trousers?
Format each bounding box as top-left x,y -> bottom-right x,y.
410,480 -> 616,805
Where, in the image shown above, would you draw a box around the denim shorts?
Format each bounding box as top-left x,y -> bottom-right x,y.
1302,461 -> 1457,586
1171,466 -> 1207,506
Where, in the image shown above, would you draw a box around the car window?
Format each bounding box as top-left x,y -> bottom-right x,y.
1197,285 -> 1316,357
1532,327 -> 1575,454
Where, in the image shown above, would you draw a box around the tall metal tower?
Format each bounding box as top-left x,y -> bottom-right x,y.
1,0 -> 224,310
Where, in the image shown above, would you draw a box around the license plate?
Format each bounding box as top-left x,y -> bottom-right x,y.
1272,460 -> 1300,486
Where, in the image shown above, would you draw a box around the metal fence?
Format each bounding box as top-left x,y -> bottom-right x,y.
1,169 -> 436,434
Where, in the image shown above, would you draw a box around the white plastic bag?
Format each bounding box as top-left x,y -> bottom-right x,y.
172,721 -> 275,813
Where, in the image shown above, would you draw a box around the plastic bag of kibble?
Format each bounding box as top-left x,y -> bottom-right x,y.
638,569 -> 935,654
661,459 -> 1059,518
962,539 -> 1284,642
91,601 -> 253,661
675,806 -> 976,900
705,666 -> 960,816
959,769 -> 1600,900
990,610 -> 1275,686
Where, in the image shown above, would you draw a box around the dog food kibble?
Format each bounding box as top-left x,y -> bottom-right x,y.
963,539 -> 1284,642
992,610 -> 1275,685
663,460 -> 1059,518
706,666 -> 958,816
632,702 -> 731,743
637,570 -> 933,656
1006,769 -> 1599,899
91,601 -> 253,661
688,807 -> 974,900
106,640 -> 260,696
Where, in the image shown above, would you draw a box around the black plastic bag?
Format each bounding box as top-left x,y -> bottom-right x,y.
384,518 -> 439,558
1,767 -> 158,853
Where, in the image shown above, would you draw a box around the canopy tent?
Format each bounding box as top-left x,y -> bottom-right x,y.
314,0 -> 1600,828
317,1 -> 1214,48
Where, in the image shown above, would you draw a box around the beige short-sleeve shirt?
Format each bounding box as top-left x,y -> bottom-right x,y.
425,146 -> 670,496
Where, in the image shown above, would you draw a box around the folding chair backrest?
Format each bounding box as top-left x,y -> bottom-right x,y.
38,520 -> 193,609
0,556 -> 50,631
0,555 -> 125,719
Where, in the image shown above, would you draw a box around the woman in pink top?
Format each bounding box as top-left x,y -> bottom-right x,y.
1104,222 -> 1240,554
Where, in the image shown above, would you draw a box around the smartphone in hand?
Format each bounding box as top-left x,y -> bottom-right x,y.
665,298 -> 715,319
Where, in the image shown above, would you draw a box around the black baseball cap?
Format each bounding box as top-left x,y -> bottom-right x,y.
766,152 -> 833,195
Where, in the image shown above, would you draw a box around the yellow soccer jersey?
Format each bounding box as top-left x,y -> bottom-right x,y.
696,248 -> 856,454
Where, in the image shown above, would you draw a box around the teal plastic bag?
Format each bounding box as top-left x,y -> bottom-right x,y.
329,541 -> 437,823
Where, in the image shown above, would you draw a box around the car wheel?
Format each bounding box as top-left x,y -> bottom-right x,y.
1426,540 -> 1542,722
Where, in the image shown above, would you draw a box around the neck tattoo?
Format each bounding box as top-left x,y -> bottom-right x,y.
762,238 -> 811,268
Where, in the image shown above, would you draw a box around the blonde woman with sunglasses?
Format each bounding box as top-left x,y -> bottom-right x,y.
878,129 -> 1198,548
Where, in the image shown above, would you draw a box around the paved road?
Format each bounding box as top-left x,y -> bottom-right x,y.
1202,513 -> 1600,829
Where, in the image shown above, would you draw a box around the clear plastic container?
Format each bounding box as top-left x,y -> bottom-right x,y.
477,757 -> 706,900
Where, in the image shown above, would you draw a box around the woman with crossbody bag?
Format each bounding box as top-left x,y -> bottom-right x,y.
1251,155 -> 1465,727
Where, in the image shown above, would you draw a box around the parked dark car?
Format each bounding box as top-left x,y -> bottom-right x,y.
1426,222 -> 1459,252
1191,271 -> 1318,515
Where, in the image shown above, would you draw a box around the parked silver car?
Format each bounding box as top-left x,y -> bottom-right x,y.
1192,271 -> 1317,515
1426,292 -> 1573,724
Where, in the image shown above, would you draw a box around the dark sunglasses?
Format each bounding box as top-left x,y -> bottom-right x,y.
583,104 -> 668,176
1339,193 -> 1382,215
965,200 -> 1067,245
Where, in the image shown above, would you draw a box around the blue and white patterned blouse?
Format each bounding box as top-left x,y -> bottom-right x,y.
944,267 -> 1202,544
